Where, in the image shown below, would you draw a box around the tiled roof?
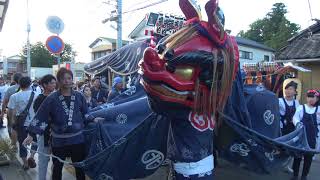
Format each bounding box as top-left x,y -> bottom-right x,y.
89,37 -> 130,48
277,22 -> 320,60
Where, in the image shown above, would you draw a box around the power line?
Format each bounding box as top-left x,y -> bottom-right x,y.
102,0 -> 168,23
307,0 -> 313,20
125,0 -> 153,10
122,0 -> 168,15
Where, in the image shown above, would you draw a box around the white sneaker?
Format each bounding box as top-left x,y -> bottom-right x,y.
285,166 -> 293,174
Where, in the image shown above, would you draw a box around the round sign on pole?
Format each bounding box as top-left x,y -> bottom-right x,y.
46,16 -> 64,35
46,35 -> 65,54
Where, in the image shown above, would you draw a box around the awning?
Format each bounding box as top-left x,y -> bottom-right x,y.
275,58 -> 320,63
283,62 -> 311,72
0,0 -> 9,32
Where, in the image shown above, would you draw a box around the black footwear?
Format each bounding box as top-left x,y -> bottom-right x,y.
300,176 -> 307,180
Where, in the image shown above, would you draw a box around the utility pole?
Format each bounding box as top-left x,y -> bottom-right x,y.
102,0 -> 122,50
26,0 -> 31,77
117,0 -> 122,49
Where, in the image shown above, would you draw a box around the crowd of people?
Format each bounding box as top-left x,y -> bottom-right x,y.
279,81 -> 320,180
0,68 -> 125,180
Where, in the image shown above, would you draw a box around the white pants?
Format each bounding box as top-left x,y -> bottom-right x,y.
37,135 -> 50,180
174,155 -> 214,177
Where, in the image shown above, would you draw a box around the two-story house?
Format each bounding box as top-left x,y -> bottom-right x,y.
0,55 -> 27,80
236,37 -> 275,67
89,37 -> 130,61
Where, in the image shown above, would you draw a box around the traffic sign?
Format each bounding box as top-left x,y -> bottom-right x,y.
45,35 -> 65,54
46,16 -> 64,34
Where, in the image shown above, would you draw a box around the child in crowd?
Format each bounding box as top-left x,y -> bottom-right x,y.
291,89 -> 320,180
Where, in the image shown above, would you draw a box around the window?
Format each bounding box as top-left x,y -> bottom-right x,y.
264,55 -> 270,61
8,62 -> 17,68
147,13 -> 159,26
93,53 -> 97,60
94,52 -> 102,60
23,64 -> 27,72
239,50 -> 253,60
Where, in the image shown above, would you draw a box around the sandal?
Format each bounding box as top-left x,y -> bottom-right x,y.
27,157 -> 36,168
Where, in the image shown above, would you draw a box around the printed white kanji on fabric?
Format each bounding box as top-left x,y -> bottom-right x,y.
230,143 -> 251,157
141,150 -> 164,170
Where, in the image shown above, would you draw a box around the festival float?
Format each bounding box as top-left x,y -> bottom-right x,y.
80,0 -> 319,179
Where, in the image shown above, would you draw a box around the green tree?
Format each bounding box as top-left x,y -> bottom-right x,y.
238,3 -> 300,50
20,42 -> 76,68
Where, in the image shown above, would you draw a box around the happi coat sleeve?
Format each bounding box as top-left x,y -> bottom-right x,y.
27,94 -> 54,135
293,105 -> 303,126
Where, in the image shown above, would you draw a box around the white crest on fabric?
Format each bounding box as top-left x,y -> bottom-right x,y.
188,112 -> 214,132
263,110 -> 274,125
230,143 -> 250,157
116,114 -> 128,124
141,150 -> 164,170
247,139 -> 258,147
123,86 -> 137,96
264,150 -> 280,161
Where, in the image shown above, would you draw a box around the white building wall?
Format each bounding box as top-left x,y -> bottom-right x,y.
52,63 -> 85,82
92,39 -> 112,49
130,25 -> 155,41
31,67 -> 52,80
0,56 -> 8,75
238,45 -> 274,68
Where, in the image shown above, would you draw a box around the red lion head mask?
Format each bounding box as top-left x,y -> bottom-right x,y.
140,0 -> 239,121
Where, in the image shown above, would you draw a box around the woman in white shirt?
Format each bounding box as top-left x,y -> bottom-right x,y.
291,90 -> 320,180
279,81 -> 300,173
279,81 -> 300,135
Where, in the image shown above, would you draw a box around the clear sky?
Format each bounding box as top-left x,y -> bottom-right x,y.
0,0 -> 319,63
